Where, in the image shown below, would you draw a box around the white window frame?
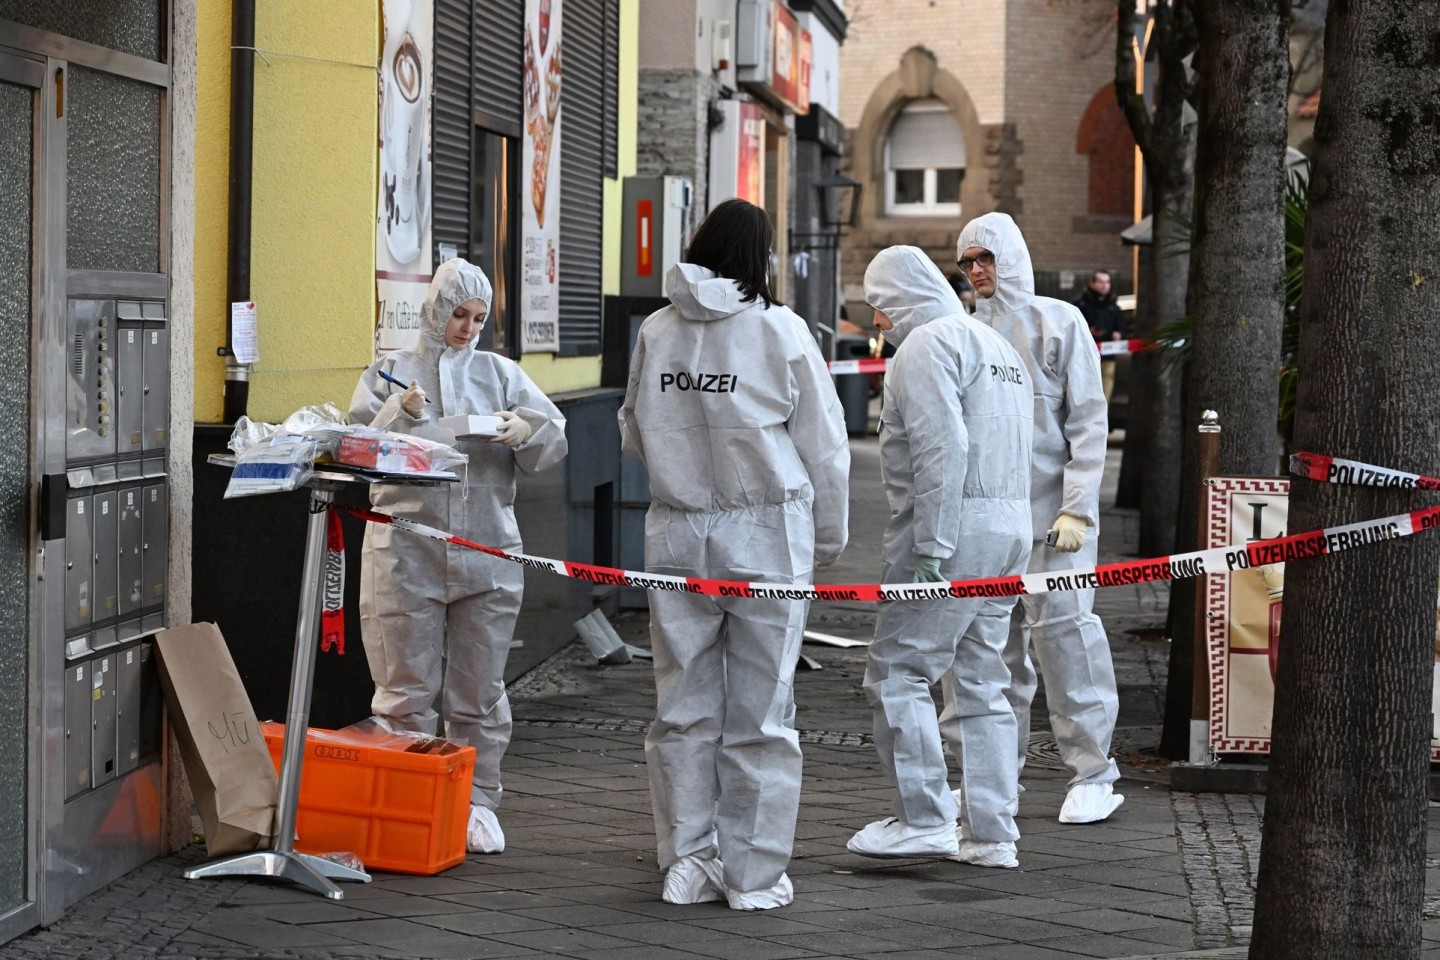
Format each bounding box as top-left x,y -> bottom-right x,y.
884,159 -> 963,217
883,100 -> 964,217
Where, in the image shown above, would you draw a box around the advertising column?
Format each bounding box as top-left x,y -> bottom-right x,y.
521,0 -> 562,353
376,0 -> 435,356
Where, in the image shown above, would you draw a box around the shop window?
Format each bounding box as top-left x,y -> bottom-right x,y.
884,99 -> 964,217
472,129 -> 520,355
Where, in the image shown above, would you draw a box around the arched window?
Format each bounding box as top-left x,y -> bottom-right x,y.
884,99 -> 964,217
1076,85 -> 1136,219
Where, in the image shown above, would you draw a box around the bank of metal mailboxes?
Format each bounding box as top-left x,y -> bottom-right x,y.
63,482 -> 165,636
63,641 -> 159,801
66,298 -> 168,468
61,296 -> 167,799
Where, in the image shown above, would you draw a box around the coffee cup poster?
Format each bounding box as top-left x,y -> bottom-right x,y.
521,0 -> 562,353
375,0 -> 435,356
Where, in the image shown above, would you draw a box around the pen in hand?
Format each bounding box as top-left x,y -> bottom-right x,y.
377,369 -> 430,402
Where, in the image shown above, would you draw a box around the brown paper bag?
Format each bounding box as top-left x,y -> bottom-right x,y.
155,622 -> 278,856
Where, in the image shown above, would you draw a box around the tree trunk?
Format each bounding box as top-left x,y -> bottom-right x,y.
1115,250 -> 1153,510
1161,0 -> 1291,759
1249,3 -> 1440,957
1138,180 -> 1188,560
1114,0 -> 1197,559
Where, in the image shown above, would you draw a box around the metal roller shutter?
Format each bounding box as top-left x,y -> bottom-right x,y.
558,0 -> 604,355
433,0 -> 472,263
475,0 -> 524,132
602,0 -> 618,178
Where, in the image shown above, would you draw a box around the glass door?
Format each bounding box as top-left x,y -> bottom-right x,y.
0,49 -> 42,936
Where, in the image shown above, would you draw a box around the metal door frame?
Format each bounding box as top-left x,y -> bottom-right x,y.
0,15 -> 172,931
0,45 -> 46,946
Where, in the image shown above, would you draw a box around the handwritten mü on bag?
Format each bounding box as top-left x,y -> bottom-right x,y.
155,623 -> 278,856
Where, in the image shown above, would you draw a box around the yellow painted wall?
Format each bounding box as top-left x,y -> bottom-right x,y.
521,0 -> 639,396
246,0 -> 378,422
197,0 -> 639,413
606,0 -> 639,298
192,2 -> 231,424
193,1 -> 377,424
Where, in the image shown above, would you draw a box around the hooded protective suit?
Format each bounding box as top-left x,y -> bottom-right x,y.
861,246 -> 1032,845
955,214 -> 1120,795
619,262 -> 849,904
350,259 -> 568,812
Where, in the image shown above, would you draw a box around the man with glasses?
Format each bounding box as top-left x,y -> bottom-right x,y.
954,213 -> 1122,825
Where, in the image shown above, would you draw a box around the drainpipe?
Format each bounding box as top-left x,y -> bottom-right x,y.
222,0 -> 256,423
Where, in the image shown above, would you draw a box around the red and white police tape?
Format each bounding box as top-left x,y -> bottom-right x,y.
1098,337 -> 1151,357
827,338 -> 1150,375
825,357 -> 890,375
1290,451 -> 1440,491
337,494 -> 1440,604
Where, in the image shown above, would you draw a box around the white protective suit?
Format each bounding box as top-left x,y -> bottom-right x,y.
862,246 -> 1032,845
350,259 -> 568,811
956,214 -> 1121,797
619,263 -> 850,906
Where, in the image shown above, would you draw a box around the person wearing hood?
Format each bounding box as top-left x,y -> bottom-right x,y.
350,259 -> 568,855
955,213 -> 1122,825
619,199 -> 850,910
846,246 -> 1032,869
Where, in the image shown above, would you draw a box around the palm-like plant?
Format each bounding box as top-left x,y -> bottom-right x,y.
1277,171 -> 1306,444
1148,171 -> 1308,447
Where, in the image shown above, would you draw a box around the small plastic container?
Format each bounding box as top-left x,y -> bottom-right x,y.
261,721 -> 475,875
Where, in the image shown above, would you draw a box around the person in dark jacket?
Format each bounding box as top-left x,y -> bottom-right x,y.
1073,271 -> 1123,403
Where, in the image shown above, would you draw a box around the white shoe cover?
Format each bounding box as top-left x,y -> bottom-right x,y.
662,855 -> 725,904
1058,782 -> 1125,824
953,839 -> 1019,869
466,804 -> 505,854
726,873 -> 793,911
847,817 -> 960,859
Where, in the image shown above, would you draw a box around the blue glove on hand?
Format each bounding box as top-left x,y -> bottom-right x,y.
913,556 -> 945,583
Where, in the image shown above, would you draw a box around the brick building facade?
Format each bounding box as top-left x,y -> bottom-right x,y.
838,0 -> 1135,313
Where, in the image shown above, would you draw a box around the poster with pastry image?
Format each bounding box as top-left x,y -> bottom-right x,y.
520,0 -> 562,353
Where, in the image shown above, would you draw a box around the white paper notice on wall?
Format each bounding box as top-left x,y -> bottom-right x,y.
230,302 -> 260,364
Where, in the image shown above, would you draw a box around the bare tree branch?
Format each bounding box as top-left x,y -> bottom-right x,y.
1115,0 -> 1155,159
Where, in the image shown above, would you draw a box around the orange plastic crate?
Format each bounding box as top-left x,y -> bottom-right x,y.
261,722 -> 475,875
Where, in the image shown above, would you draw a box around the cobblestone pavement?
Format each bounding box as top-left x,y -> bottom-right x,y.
1172,794 -> 1262,949
8,442 -> 1440,959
